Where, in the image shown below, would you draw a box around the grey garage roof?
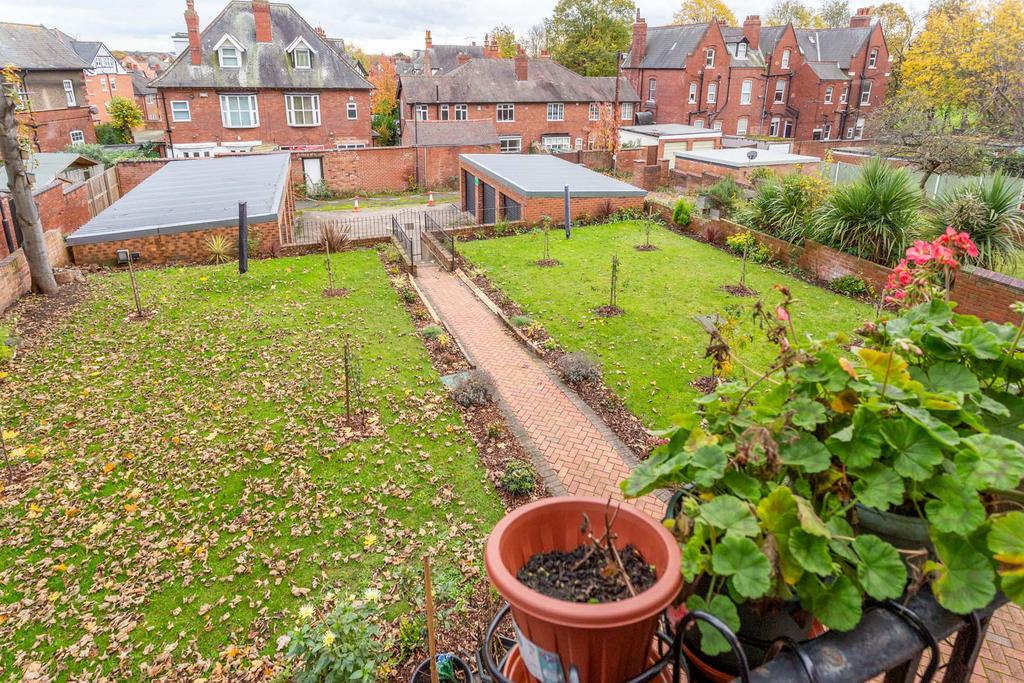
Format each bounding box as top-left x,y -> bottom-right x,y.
460,154 -> 647,198
66,153 -> 290,246
674,147 -> 820,168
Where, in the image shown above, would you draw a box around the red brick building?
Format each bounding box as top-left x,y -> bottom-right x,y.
0,23 -> 96,152
399,52 -> 640,154
623,7 -> 889,141
152,0 -> 373,158
53,33 -> 136,125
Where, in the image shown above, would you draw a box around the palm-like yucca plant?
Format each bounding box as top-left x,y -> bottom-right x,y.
744,172 -> 830,244
811,157 -> 922,266
205,235 -> 235,264
927,173 -> 1024,271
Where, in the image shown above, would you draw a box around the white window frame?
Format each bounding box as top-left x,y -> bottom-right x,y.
546,102 -> 564,121
840,87 -> 848,103
69,129 -> 85,144
713,120 -> 722,131
219,93 -> 259,128
170,100 -> 191,122
693,119 -> 705,129
499,135 -> 521,153
146,94 -> 155,104
647,77 -> 656,102
783,120 -> 793,137
100,79 -> 107,93
589,102 -> 600,120
869,48 -> 878,68
854,117 -> 865,139
736,117 -> 748,136
737,42 -> 747,59
740,79 -> 752,105
110,78 -> 116,91
575,137 -> 583,150
454,104 -> 468,121
335,142 -> 367,150
415,104 -> 428,120
620,102 -> 634,121
823,122 -> 832,140
346,101 -> 358,119
707,83 -> 717,104
769,117 -> 780,136
824,86 -> 833,104
781,49 -> 791,69
285,93 -> 320,127
860,81 -> 872,105
440,104 -> 449,120
293,48 -> 311,69
774,80 -> 786,103
497,103 -> 514,122
688,82 -> 697,103
542,135 -> 571,152
63,79 -> 76,106
705,48 -> 715,67
219,46 -> 241,69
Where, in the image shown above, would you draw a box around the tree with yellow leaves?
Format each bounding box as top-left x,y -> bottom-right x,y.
969,0 -> 1024,134
369,58 -> 398,146
901,0 -> 982,112
674,0 -> 737,25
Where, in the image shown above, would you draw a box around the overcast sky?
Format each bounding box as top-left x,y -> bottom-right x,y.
0,0 -> 924,55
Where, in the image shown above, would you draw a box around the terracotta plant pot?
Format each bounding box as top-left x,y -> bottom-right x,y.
501,644 -> 673,682
485,496 -> 682,683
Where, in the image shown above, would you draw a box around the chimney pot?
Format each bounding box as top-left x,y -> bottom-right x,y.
253,0 -> 272,43
425,30 -> 432,48
514,48 -> 528,80
184,0 -> 202,66
457,51 -> 470,65
743,15 -> 761,50
850,7 -> 873,27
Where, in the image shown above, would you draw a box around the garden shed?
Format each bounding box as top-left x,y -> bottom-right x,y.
66,153 -> 294,265
459,154 -> 646,226
672,147 -> 821,184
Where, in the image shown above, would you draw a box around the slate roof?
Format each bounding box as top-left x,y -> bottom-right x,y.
67,40 -> 102,65
807,61 -> 852,80
152,1 -> 371,90
400,58 -> 639,104
0,23 -> 90,70
66,153 -> 291,246
397,44 -> 485,75
131,71 -> 156,96
0,153 -> 97,190
406,120 -> 498,147
758,26 -> 788,56
795,27 -> 872,68
624,24 -> 709,69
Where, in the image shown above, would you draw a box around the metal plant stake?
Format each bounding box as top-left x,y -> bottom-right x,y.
343,337 -> 352,424
0,424 -> 11,483
127,254 -> 142,317
324,236 -> 335,291
610,255 -> 619,309
740,240 -> 749,289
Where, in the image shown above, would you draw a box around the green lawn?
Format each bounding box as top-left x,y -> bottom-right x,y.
460,222 -> 873,426
0,251 -> 503,681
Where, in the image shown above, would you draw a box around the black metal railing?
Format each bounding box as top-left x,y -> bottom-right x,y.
292,204 -> 472,248
390,215 -> 418,263
424,212 -> 457,271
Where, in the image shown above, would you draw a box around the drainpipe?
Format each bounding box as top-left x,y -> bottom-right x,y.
160,92 -> 174,157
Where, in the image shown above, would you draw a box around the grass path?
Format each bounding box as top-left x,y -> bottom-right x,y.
0,251 -> 504,681
460,222 -> 873,427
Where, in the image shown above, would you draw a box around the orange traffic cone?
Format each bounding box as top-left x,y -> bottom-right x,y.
353,197 -> 360,212
428,192 -> 435,207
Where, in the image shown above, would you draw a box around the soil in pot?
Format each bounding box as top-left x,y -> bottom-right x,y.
517,543 -> 657,603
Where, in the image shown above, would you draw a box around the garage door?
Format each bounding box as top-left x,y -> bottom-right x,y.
691,140 -> 715,150
502,195 -> 522,221
463,171 -> 476,215
482,183 -> 497,224
662,141 -> 689,169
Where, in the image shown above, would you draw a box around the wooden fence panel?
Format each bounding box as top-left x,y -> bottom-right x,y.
86,167 -> 121,217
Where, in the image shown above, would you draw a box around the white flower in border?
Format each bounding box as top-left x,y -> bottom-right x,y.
298,604 -> 314,620
363,588 -> 381,603
322,631 -> 336,647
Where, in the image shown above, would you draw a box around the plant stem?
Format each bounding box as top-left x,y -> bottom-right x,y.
879,349 -> 895,400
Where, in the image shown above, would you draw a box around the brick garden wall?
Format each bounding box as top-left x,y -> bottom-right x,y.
71,220 -> 279,266
0,182 -> 91,259
0,229 -> 70,314
114,159 -> 176,195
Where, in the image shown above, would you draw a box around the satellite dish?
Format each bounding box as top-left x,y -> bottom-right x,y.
747,150 -> 758,160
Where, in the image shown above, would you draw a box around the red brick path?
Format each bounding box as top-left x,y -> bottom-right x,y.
416,266 -> 665,518
416,266 -> 1024,682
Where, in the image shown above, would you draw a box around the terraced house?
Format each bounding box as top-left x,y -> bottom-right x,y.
398,52 -> 640,153
622,7 -> 889,141
153,0 -> 373,158
52,32 -> 135,125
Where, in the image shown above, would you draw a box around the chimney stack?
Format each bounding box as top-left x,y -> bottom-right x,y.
629,8 -> 648,69
743,15 -> 761,50
540,49 -> 550,59
425,30 -> 433,48
850,7 -> 873,28
253,0 -> 272,42
514,47 -> 528,80
457,51 -> 470,65
184,0 -> 201,66
314,26 -> 327,41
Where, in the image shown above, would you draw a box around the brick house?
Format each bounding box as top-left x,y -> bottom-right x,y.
131,72 -> 163,128
399,52 -> 640,153
623,7 -> 889,141
0,23 -> 96,152
152,0 -> 373,158
119,51 -> 175,80
53,33 -> 135,125
396,30 -> 494,76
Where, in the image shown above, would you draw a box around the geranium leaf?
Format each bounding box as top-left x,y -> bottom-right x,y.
960,434 -> 1024,491
711,536 -> 773,599
988,512 -> 1024,603
924,475 -> 986,534
959,326 -> 1001,360
757,486 -> 799,536
790,398 -> 827,430
928,533 -> 996,614
721,470 -> 762,501
897,403 -> 961,448
798,574 -> 862,631
852,464 -> 904,511
788,528 -> 834,575
781,432 -> 832,473
880,419 -> 944,481
852,535 -> 906,600
621,447 -> 689,498
794,496 -> 831,537
827,407 -> 883,468
691,444 -> 728,488
856,347 -> 910,385
918,362 -> 980,395
700,496 -> 759,537
685,594 -> 740,657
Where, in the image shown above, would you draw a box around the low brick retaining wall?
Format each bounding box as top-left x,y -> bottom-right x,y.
0,230 -> 70,314
70,221 -> 279,266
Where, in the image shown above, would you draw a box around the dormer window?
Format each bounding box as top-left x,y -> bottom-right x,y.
286,37 -> 318,70
736,42 -> 747,59
212,34 -> 246,69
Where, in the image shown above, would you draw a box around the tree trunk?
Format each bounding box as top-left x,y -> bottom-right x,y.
0,87 -> 58,295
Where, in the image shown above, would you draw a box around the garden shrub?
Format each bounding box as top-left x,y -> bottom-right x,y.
541,338 -> 558,351
555,351 -> 602,384
399,287 -> 417,303
0,326 -> 14,365
485,421 -> 504,440
205,235 -> 235,264
421,325 -> 443,339
306,180 -> 336,201
927,172 -> 1024,270
510,315 -> 532,328
396,615 -> 425,661
701,176 -> 743,217
500,459 -> 536,495
672,198 -> 693,226
828,274 -> 870,297
811,157 -> 922,266
283,595 -> 382,682
451,370 -> 494,407
744,171 -> 830,243
94,123 -> 121,145
608,206 -> 647,222
321,224 -> 350,253
747,167 -> 777,187
725,231 -> 756,254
